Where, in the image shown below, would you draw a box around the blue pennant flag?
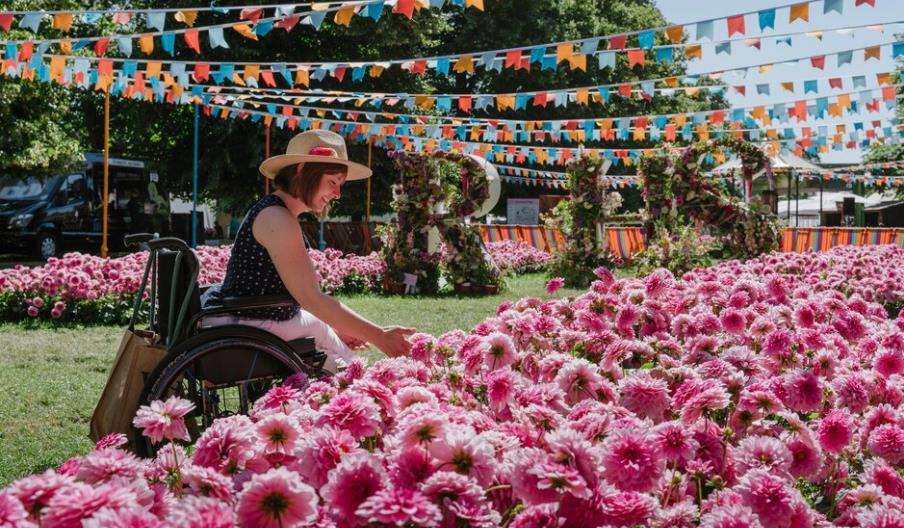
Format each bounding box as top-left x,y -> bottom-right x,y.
19,13 -> 43,32
598,52 -> 615,70
351,66 -> 365,81
209,27 -> 229,49
695,20 -> 714,41
637,32 -> 654,50
145,12 -> 165,32
4,43 -> 16,61
837,51 -> 853,67
580,38 -> 600,56
715,42 -> 731,55
116,37 -> 132,57
161,33 -> 175,55
366,2 -> 384,21
804,80 -> 817,93
894,42 -> 904,59
435,57 -> 450,76
655,47 -> 673,63
823,0 -> 843,15
852,75 -> 866,89
306,11 -> 327,30
72,40 -> 91,51
756,84 -> 770,95
254,21 -> 273,37
81,12 -> 103,24
757,9 -> 776,31
122,60 -> 137,77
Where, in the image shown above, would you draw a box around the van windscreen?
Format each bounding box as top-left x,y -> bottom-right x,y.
0,175 -> 59,201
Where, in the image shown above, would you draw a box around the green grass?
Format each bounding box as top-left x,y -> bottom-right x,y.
0,272 -> 593,486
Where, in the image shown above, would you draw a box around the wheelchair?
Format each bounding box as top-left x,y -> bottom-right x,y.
126,234 -> 327,456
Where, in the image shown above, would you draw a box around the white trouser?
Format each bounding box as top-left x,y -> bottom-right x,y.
201,310 -> 354,373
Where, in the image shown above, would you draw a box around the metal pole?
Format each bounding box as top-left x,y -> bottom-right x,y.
101,88 -> 110,258
319,219 -> 326,250
794,171 -> 800,227
192,104 -> 199,248
264,123 -> 270,195
819,176 -> 824,226
366,140 -> 372,222
786,173 -> 792,223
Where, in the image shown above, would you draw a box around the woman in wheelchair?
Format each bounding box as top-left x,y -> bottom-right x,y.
203,130 -> 415,371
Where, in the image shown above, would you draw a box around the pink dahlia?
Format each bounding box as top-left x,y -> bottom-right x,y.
736,469 -> 796,528
258,385 -> 301,410
292,426 -> 360,488
167,495 -> 236,527
545,277 -> 565,295
76,448 -> 144,485
93,433 -> 128,451
864,459 -> 904,499
316,391 -> 381,439
0,491 -> 31,528
506,448 -> 560,504
719,309 -> 747,334
818,410 -> 855,455
355,488 -> 441,527
619,371 -> 671,422
320,452 -> 387,527
509,503 -> 560,528
875,349 -> 904,377
236,467 -> 318,528
82,507 -> 162,528
868,424 -> 904,464
731,436 -> 792,477
698,503 -> 763,528
599,489 -> 656,527
256,414 -> 301,455
680,382 -> 730,424
786,437 -> 823,480
428,427 -> 496,486
482,332 -> 516,370
832,373 -> 871,414
782,370 -> 823,413
653,421 -> 699,466
191,415 -> 257,474
601,429 -> 664,493
555,359 -> 604,405
132,396 -> 195,444
485,367 -> 516,411
41,482 -> 135,528
7,470 -> 74,517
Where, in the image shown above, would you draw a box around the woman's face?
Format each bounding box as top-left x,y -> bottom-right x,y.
311,170 -> 347,213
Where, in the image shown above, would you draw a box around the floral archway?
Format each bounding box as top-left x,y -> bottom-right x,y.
638,137 -> 783,260
379,150 -> 500,294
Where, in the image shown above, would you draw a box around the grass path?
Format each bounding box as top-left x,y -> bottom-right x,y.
0,272 -> 588,486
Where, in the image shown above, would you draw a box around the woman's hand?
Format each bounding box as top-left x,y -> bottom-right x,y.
375,325 -> 416,358
337,331 -> 368,351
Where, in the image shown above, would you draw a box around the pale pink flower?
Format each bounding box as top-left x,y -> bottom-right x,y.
680,382 -> 730,424
699,503 -> 763,528
93,433 -> 128,451
786,437 -> 823,480
256,414 -> 301,455
77,448 -> 144,485
482,332 -> 516,370
292,426 -> 360,488
485,367 -> 516,411
0,491 -> 32,528
316,391 -> 381,439
7,470 -> 74,517
355,488 -> 441,527
132,396 -> 195,444
601,429 -> 664,493
619,371 -> 671,422
167,495 -> 236,527
545,277 -> 565,295
832,372 -> 871,413
236,467 -> 318,528
731,436 -> 792,477
782,370 -> 823,413
182,465 -> 234,501
428,427 -> 496,486
191,415 -> 257,474
41,482 -> 136,528
82,507 -> 162,528
395,407 -> 448,448
555,359 -> 604,404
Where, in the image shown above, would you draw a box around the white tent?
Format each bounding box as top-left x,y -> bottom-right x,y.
708,149 -> 823,176
777,190 -> 898,227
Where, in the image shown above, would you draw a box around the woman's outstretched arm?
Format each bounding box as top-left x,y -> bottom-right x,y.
253,206 -> 414,357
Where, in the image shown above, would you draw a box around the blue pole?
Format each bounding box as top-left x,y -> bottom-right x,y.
319,218 -> 326,250
192,104 -> 199,248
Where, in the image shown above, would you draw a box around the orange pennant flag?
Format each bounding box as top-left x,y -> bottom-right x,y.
673,114 -> 687,127
49,56 -> 65,81
665,26 -> 683,43
556,43 -> 574,64
684,44 -> 702,59
52,14 -> 73,32
175,11 -> 198,27
453,55 -> 475,74
837,94 -> 851,108
295,67 -> 310,87
876,72 -> 892,85
59,40 -> 72,54
568,54 -> 586,71
243,64 -> 260,82
139,35 -> 154,54
414,95 -> 435,109
495,95 -> 515,111
184,29 -> 200,54
369,65 -> 385,77
334,7 -> 355,27
789,3 -> 809,22
464,0 -> 484,10
781,82 -> 794,92
146,62 -> 162,79
575,88 -> 589,105
864,46 -> 881,60
232,24 -> 258,40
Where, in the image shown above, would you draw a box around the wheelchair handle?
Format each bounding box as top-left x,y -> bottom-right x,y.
124,233 -> 157,248
147,237 -> 192,253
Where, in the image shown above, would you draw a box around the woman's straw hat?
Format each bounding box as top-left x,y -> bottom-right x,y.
259,130 -> 372,181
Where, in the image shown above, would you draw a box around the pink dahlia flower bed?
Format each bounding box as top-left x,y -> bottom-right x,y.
8,246 -> 904,525
0,246 -> 384,324
485,240 -> 552,274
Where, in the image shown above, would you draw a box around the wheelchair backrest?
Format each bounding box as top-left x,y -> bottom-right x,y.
128,236 -> 201,346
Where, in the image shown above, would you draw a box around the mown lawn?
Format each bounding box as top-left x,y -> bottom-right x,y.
0,272 -> 591,486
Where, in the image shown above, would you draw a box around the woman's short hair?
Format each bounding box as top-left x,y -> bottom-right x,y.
274,162 -> 347,212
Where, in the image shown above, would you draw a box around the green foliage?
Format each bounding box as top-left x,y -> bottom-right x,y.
635,221 -> 718,276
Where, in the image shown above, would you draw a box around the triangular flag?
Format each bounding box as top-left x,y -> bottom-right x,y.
0,14 -> 14,32
174,11 -> 198,27
240,8 -> 264,23
789,3 -> 809,22
556,43 -> 573,63
52,13 -> 74,32
111,12 -> 133,25
274,15 -> 300,32
94,38 -> 109,56
334,7 -> 355,27
627,49 -> 645,68
727,15 -> 745,36
233,24 -> 259,40
145,12 -> 165,32
192,63 -> 210,82
295,67 -> 309,87
116,37 -> 132,57
393,0 -> 416,19
855,0 -> 876,5
685,44 -> 702,59
810,56 -> 825,69
824,0 -> 843,14
184,29 -> 200,53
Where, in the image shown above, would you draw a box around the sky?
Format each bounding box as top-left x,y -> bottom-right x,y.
654,0 -> 901,164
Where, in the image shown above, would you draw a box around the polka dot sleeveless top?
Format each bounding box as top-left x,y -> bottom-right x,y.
219,194 -> 300,320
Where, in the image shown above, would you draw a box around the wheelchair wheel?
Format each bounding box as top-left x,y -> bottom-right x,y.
135,326 -> 323,457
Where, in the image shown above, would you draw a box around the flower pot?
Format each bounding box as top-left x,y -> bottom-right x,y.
382,277 -> 406,295
454,283 -> 474,295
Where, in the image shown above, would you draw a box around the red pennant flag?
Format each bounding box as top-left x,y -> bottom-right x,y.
866,99 -> 879,112
733,85 -> 746,95
240,8 -> 263,23
261,70 -> 276,87
608,34 -> 626,50
504,50 -> 521,69
855,0 -> 876,5
709,111 -> 725,124
519,56 -> 530,71
274,15 -> 300,32
393,0 -> 415,19
883,86 -> 896,101
727,15 -> 745,36
332,66 -> 346,82
0,14 -> 13,32
627,49 -> 645,68
184,30 -> 200,54
617,84 -> 632,98
810,56 -> 825,69
533,92 -> 548,107
458,96 -> 472,112
193,63 -> 210,82
794,100 -> 807,121
411,60 -> 427,76
18,42 -> 32,61
828,78 -> 842,89
94,38 -> 109,56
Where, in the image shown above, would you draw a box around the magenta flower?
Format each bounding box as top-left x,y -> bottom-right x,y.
545,277 -> 565,295
868,424 -> 904,464
316,391 -> 381,439
817,410 -> 855,455
236,467 -> 318,528
132,396 -> 195,444
601,430 -> 664,493
320,452 -> 387,526
355,488 -> 441,527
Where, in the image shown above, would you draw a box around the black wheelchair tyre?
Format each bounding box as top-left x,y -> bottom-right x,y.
135,326 -> 320,456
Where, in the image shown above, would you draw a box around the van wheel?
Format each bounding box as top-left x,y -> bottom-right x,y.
36,232 -> 59,260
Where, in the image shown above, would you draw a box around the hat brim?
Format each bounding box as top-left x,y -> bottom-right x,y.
259,155 -> 372,181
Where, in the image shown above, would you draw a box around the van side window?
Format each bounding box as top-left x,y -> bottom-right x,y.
56,173 -> 86,206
